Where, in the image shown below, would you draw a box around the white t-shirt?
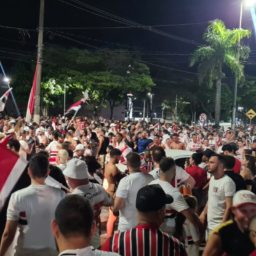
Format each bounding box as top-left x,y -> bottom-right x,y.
7,185 -> 65,250
116,172 -> 153,231
115,140 -> 132,163
149,165 -> 190,187
72,183 -> 112,249
149,179 -> 189,235
72,183 -> 112,208
207,175 -> 236,231
46,140 -> 61,152
59,246 -> 119,256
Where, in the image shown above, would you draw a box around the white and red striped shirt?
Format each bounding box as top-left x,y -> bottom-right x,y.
102,223 -> 187,256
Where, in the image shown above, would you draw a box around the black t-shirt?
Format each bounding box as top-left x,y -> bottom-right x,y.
217,220 -> 254,256
225,171 -> 246,191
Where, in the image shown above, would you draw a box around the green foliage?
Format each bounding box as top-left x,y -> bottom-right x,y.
191,19 -> 251,84
40,47 -> 154,116
190,19 -> 251,123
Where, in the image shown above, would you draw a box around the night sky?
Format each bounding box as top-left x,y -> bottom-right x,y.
0,0 -> 255,113
1,0 -> 254,61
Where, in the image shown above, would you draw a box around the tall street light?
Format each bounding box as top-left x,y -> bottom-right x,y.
232,0 -> 256,129
147,92 -> 154,122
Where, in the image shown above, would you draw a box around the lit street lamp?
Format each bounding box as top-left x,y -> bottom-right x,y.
1,76 -> 20,116
232,0 -> 256,129
3,77 -> 10,83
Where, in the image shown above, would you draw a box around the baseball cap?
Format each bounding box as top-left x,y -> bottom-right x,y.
63,158 -> 89,180
136,185 -> 173,212
75,144 -> 85,151
233,190 -> 256,207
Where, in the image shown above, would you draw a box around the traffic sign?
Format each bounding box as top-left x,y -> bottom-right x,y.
246,109 -> 256,120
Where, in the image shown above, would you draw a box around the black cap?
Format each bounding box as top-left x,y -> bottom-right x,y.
136,185 -> 173,212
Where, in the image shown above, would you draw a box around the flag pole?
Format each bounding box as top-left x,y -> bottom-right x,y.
67,108 -> 80,129
0,61 -> 20,117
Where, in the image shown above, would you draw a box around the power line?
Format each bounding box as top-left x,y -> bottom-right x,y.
141,60 -> 198,75
57,0 -> 199,46
0,24 -> 36,31
48,31 -> 99,49
44,21 -> 209,31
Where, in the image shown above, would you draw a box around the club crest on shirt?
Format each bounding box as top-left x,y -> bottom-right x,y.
213,187 -> 218,193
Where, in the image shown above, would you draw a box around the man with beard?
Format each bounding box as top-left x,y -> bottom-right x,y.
200,154 -> 236,236
203,190 -> 256,256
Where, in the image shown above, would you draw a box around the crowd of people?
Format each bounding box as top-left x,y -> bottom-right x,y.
1,115 -> 256,255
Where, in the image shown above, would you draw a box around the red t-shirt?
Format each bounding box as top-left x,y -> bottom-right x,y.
233,158 -> 241,174
250,250 -> 256,256
185,165 -> 208,189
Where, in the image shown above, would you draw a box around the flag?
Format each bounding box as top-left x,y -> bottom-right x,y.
0,145 -> 28,210
64,98 -> 86,115
0,88 -> 13,112
25,64 -> 38,123
0,133 -> 13,148
45,175 -> 69,192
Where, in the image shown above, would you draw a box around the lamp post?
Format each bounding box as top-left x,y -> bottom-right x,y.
232,0 -> 256,129
147,92 -> 154,122
127,93 -> 134,120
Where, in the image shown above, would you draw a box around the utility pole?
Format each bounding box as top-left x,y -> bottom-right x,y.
0,62 -> 20,116
34,0 -> 45,123
143,99 -> 146,120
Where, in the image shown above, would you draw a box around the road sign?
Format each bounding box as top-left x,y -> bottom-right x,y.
246,109 -> 256,120
199,113 -> 207,122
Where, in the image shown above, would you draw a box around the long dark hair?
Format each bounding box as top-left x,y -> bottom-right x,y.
245,155 -> 256,176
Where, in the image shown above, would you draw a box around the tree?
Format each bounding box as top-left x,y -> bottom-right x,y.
41,47 -> 154,118
190,19 -> 251,124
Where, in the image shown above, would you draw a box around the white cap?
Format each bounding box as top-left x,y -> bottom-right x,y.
36,127 -> 45,134
75,144 -> 85,151
110,123 -> 116,127
63,158 -> 89,180
233,190 -> 256,207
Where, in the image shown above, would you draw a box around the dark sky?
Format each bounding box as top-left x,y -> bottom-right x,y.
0,0 -> 255,97
1,0 -> 254,57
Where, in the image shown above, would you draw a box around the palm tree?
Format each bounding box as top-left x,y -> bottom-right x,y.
190,19 -> 251,125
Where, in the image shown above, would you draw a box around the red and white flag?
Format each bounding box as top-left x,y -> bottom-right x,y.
65,90 -> 89,115
0,88 -> 12,112
65,98 -> 85,115
25,64 -> 38,122
0,145 -> 28,210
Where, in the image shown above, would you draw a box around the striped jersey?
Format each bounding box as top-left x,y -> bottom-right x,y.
101,223 -> 187,256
